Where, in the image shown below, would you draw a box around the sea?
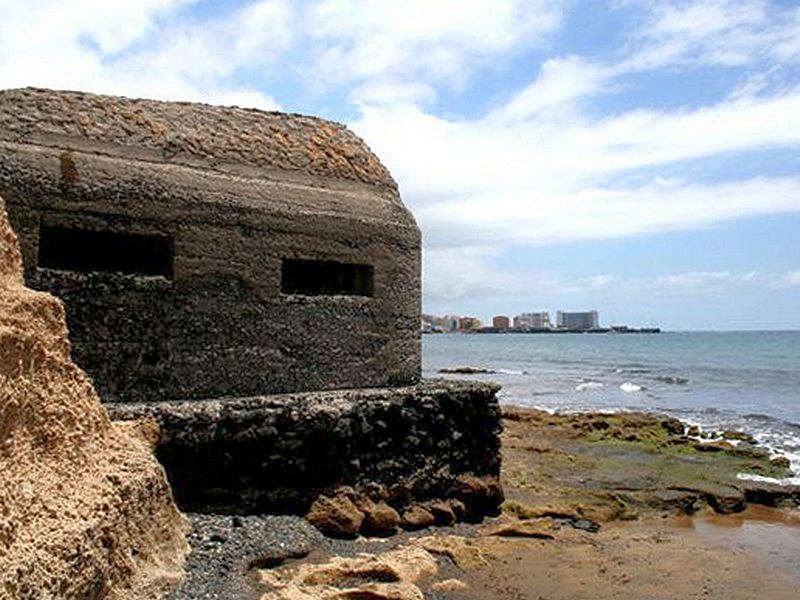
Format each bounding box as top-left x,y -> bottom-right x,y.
423,331 -> 800,484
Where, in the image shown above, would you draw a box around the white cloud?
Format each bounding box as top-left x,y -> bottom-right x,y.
349,26 -> 800,304
421,248 -> 619,308
607,270 -> 768,295
0,0 -> 288,109
422,246 -> 510,302
0,0 -> 189,88
0,0 -> 195,55
584,275 -> 617,289
422,264 -> 777,309
306,0 -> 565,87
772,8 -> 800,62
490,56 -> 610,124
649,271 -> 733,293
620,0 -> 799,70
772,270 -> 800,289
353,94 -> 800,250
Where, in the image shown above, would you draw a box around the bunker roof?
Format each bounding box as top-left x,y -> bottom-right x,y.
0,87 -> 398,194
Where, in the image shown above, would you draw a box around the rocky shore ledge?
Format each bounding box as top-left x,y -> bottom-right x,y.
500,406 -> 799,519
165,404 -> 800,599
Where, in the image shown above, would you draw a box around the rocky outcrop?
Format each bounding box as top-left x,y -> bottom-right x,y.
501,406 -> 800,522
0,195 -> 189,598
257,535 -> 485,600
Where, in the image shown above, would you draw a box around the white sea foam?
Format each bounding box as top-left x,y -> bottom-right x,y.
576,382 -> 604,391
620,382 -> 643,393
737,472 -> 800,486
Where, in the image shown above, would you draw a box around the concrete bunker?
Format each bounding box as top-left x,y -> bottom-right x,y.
0,87 -> 420,404
0,88 -> 501,526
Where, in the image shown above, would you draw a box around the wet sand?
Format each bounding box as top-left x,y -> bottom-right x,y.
459,508 -> 800,600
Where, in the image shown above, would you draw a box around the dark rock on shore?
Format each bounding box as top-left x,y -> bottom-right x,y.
362,501 -> 402,537
438,366 -> 497,374
305,492 -> 364,539
403,505 -> 438,530
670,484 -> 746,514
108,380 -> 503,527
740,481 -> 800,508
721,430 -> 757,444
654,375 -> 690,385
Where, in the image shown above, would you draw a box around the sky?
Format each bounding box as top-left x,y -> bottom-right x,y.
1,0 -> 799,330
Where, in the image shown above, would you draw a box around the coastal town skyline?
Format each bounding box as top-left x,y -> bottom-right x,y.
1,1 -> 799,330
422,309 -> 662,333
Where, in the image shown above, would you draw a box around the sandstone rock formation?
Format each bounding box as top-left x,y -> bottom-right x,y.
0,195 -> 189,598
259,545 -> 439,600
258,535 -> 487,600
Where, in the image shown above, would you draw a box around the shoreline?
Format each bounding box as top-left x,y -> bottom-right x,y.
507,402 -> 800,484
174,405 -> 800,599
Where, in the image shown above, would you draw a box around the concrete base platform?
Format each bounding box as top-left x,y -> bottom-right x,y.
107,380 -> 502,520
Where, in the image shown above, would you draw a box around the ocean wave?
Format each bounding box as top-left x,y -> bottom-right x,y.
741,412 -> 776,422
620,382 -> 645,393
575,381 -> 604,391
613,363 -> 654,374
542,357 -> 584,365
499,390 -> 557,400
743,414 -> 800,432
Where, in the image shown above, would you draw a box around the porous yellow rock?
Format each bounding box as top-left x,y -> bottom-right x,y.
259,545 -> 437,600
0,195 -> 189,599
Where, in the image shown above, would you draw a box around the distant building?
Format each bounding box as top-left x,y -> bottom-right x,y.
443,315 -> 461,331
513,312 -> 551,329
422,314 -> 461,332
492,315 -> 510,329
556,310 -> 599,330
458,316 -> 482,331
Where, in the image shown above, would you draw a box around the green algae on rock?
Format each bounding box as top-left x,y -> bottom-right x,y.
500,407 -> 798,523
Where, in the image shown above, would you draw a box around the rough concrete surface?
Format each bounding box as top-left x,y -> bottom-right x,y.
0,87 -> 420,403
0,195 -> 189,599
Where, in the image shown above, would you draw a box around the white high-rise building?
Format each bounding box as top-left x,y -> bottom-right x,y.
513,312 -> 551,329
556,310 -> 599,330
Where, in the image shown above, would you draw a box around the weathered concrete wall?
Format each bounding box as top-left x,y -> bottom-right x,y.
0,88 -> 421,402
107,380 -> 503,524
